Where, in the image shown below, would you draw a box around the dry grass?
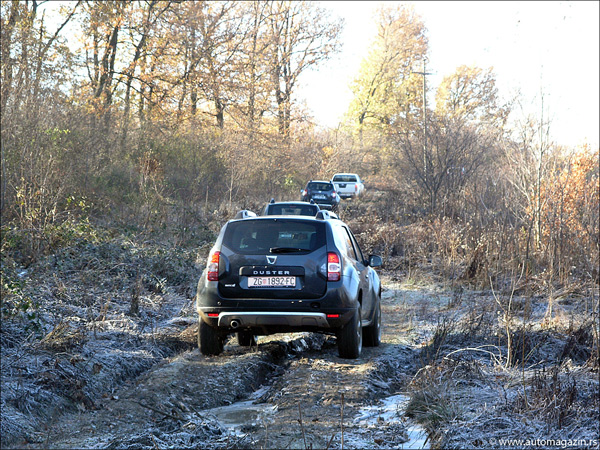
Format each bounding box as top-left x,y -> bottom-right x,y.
406,362 -> 465,442
39,321 -> 87,352
404,284 -> 599,448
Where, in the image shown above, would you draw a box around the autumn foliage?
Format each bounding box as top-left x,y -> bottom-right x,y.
533,147 -> 600,281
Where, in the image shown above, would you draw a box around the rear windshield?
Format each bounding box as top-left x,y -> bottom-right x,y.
223,219 -> 326,254
307,182 -> 333,191
266,204 -> 319,216
332,174 -> 357,182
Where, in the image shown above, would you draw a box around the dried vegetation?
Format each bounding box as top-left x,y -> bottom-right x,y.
400,278 -> 599,448
1,220 -> 206,447
1,188 -> 598,449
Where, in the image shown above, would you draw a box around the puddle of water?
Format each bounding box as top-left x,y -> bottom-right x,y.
204,386 -> 277,435
353,394 -> 429,449
204,390 -> 428,448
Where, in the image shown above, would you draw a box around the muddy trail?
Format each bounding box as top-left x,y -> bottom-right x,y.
3,242 -> 597,450
18,288 -> 427,450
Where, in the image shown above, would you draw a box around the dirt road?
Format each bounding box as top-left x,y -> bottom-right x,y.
23,284 -> 428,449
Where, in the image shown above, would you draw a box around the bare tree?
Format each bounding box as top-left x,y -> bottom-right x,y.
120,1 -> 173,149
266,1 -> 343,136
0,1 -> 80,224
502,93 -> 554,258
82,1 -> 129,131
235,1 -> 273,132
394,114 -> 496,215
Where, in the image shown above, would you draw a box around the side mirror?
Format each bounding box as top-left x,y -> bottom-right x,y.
368,255 -> 382,268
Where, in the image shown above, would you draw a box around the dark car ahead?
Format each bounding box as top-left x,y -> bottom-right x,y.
196,210 -> 382,359
262,199 -> 320,216
300,181 -> 340,210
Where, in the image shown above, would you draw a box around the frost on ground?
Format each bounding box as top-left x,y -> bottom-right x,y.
1,235 -> 202,447
389,277 -> 600,449
1,233 -> 599,449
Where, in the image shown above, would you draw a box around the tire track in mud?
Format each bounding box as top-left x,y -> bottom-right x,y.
238,340 -> 418,450
28,294 -> 423,449
26,338 -> 297,449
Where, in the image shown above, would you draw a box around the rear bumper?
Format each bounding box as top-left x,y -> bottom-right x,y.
199,308 -> 353,333
301,196 -> 338,208
217,311 -> 330,328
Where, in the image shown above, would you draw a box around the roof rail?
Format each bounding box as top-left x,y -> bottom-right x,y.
234,210 -> 257,219
315,210 -> 338,220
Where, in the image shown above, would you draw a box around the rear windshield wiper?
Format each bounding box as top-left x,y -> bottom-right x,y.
269,247 -> 308,253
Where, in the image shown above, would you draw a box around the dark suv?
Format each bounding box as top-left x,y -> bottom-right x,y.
196,210 -> 382,359
301,181 -> 340,210
262,199 -> 320,216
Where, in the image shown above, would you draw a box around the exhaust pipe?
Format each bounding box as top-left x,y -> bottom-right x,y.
230,319 -> 240,329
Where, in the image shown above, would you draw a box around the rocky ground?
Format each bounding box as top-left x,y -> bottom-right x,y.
1,231 -> 598,449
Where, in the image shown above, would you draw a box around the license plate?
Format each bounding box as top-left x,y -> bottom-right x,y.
248,276 -> 296,288
314,194 -> 326,199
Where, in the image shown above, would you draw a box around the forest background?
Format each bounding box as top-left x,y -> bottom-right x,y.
1,0 -> 598,315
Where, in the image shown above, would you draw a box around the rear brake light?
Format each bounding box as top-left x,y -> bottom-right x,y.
207,251 -> 220,281
207,313 -> 219,318
326,314 -> 340,318
327,252 -> 341,281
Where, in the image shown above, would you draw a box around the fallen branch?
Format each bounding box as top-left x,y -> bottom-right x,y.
133,400 -> 182,422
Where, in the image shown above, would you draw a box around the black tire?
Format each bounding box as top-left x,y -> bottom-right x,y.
337,306 -> 362,359
237,331 -> 256,347
363,299 -> 381,347
198,319 -> 224,356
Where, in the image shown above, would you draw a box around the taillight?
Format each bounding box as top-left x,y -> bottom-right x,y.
331,192 -> 337,198
355,184 -> 358,192
327,252 -> 341,281
207,251 -> 220,281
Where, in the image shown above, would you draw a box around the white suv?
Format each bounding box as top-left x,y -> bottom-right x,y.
331,173 -> 365,199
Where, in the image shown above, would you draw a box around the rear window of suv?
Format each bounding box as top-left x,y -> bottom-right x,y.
332,175 -> 357,182
307,182 -> 333,190
223,219 -> 326,254
266,204 -> 319,216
